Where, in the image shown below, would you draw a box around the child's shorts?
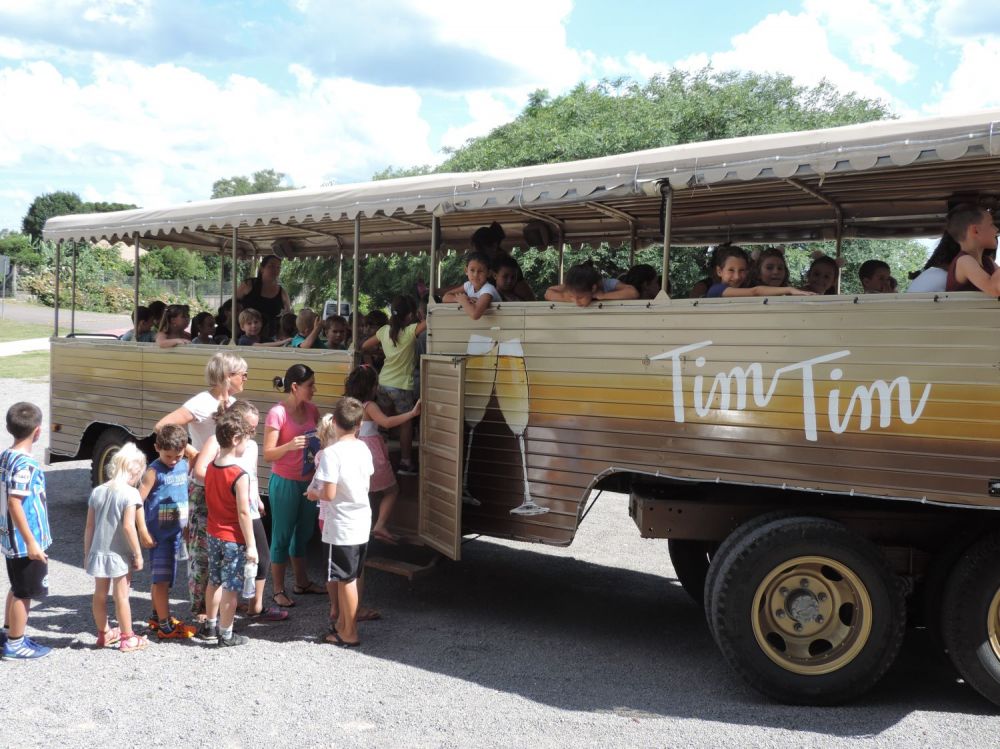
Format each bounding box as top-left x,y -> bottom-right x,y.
327,542 -> 368,583
6,556 -> 49,600
377,385 -> 415,415
207,536 -> 247,593
150,531 -> 183,585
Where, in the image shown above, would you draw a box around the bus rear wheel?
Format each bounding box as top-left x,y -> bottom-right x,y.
90,428 -> 130,488
941,530 -> 1000,707
708,516 -> 905,705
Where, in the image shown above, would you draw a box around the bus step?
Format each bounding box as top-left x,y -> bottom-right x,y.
365,554 -> 439,581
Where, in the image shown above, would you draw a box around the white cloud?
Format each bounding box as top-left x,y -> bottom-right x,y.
925,38 -> 1000,113
440,92 -> 521,152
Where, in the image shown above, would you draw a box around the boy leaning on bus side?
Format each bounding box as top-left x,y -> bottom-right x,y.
945,205 -> 1000,294
0,402 -> 52,660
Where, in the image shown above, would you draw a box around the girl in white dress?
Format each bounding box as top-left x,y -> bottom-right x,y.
84,442 -> 148,652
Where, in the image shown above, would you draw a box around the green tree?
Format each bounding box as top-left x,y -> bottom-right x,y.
211,169 -> 292,199
371,164 -> 436,181
0,232 -> 45,271
140,245 -> 208,281
22,191 -> 84,242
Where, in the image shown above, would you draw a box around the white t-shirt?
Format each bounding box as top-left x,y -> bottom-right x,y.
464,280 -> 499,302
314,439 -> 374,546
182,391 -> 236,486
905,267 -> 947,293
235,439 -> 262,520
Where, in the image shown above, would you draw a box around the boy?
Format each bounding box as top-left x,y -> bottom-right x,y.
859,259 -> 892,293
120,306 -> 156,342
202,410 -> 257,647
238,307 -> 290,347
308,397 -> 374,647
946,205 -> 1000,293
0,402 -> 52,659
137,424 -> 197,640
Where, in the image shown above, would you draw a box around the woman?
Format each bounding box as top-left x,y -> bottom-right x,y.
907,231 -> 961,293
237,255 -> 292,338
263,364 -> 323,608
154,351 -> 249,629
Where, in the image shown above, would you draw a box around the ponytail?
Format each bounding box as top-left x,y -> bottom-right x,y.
388,295 -> 417,346
273,363 -> 315,393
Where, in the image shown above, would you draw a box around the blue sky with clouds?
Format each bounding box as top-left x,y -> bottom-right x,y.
0,0 -> 997,232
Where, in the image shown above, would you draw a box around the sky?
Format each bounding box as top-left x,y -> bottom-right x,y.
1,0 -> 998,233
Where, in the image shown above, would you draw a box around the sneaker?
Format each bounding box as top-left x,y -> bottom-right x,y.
195,621 -> 218,641
157,618 -> 197,640
397,461 -> 418,476
147,615 -> 160,632
3,636 -> 52,660
217,633 -> 248,648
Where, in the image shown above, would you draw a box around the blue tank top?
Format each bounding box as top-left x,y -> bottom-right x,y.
145,458 -> 189,538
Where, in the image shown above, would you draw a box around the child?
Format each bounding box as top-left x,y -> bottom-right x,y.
215,299 -> 241,343
0,402 -> 52,659
323,315 -> 349,350
621,263 -> 661,299
362,296 -> 427,475
344,364 -> 421,543
443,251 -> 498,320
278,312 -> 298,342
705,246 -> 813,298
801,254 -> 840,295
291,308 -> 323,349
307,399 -> 374,647
155,304 -> 192,348
137,424 -> 197,640
945,205 -> 1000,293
237,308 -> 265,346
202,410 -> 258,647
859,259 -> 892,294
84,443 -> 148,652
545,260 -> 640,306
120,305 -> 156,342
493,255 -> 535,302
191,312 -> 216,344
148,301 -> 167,333
361,310 -> 388,370
752,248 -> 790,288
193,401 -> 287,623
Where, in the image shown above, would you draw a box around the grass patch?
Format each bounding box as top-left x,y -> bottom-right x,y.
0,351 -> 50,379
0,321 -> 53,343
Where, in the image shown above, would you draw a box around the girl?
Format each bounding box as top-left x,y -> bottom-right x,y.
494,255 -> 535,302
84,442 -> 148,652
344,364 -> 421,543
545,261 -> 640,306
155,304 -> 191,348
194,401 -> 288,622
154,351 -> 248,626
362,296 -> 426,475
215,299 -> 241,344
263,364 -> 322,608
707,246 -> 813,298
908,232 -> 960,293
801,254 -> 841,295
621,263 -> 661,299
191,312 -> 216,344
443,251 -> 498,320
752,247 -> 790,288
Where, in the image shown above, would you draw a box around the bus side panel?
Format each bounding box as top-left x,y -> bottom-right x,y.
428,296 -> 1000,544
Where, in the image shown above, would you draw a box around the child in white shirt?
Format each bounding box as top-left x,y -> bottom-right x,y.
443,250 -> 497,320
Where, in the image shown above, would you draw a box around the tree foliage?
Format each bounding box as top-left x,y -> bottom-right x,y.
21,191 -> 136,242
211,169 -> 292,199
140,245 -> 208,282
0,232 -> 45,271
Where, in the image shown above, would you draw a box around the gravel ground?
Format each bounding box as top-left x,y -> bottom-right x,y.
1,376 -> 999,748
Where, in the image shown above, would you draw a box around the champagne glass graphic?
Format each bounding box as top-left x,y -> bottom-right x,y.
462,334 -> 496,506
495,339 -> 548,516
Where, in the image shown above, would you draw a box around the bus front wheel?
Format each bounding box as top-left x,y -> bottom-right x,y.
668,539 -> 713,606
90,428 -> 130,488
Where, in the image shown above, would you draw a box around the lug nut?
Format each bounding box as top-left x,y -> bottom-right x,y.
817,593 -> 827,602
800,579 -> 809,587
776,610 -> 786,618
815,615 -> 824,623
779,587 -> 788,596
794,623 -> 803,632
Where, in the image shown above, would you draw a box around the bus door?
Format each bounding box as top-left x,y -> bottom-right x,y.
417,355 -> 466,560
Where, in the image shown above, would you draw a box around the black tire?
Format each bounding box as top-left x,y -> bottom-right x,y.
90,428 -> 130,488
941,531 -> 1000,707
920,530 -> 980,660
668,539 -> 713,606
709,516 -> 906,705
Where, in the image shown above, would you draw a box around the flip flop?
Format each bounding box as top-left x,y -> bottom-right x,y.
357,608 -> 382,622
272,592 -> 296,608
250,606 -> 290,622
372,528 -> 399,545
292,581 -> 326,595
324,631 -> 361,648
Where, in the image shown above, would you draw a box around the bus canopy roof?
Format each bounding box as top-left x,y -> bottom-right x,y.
43,109 -> 1000,256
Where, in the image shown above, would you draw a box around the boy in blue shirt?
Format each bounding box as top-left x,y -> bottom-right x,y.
0,402 -> 52,659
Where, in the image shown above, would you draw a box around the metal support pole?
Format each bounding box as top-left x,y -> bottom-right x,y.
70,242 -> 78,336
54,241 -> 61,337
351,216 -> 362,364
231,228 -> 238,344
219,248 -> 225,308
556,228 -> 565,284
429,214 -> 439,301
133,232 -> 141,334
658,185 -> 673,300
337,253 -> 344,316
835,219 -> 844,295
628,223 -> 638,267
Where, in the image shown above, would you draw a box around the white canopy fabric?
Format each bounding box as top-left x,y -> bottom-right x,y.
43,109 -> 1000,249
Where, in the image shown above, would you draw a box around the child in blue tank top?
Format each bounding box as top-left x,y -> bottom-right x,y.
137,425 -> 197,640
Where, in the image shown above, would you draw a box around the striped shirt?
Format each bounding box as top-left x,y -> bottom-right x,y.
0,449 -> 51,558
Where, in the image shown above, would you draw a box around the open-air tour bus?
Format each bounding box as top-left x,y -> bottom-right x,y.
42,109 -> 1000,706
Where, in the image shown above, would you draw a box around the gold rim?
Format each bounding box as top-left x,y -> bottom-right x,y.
97,445 -> 117,485
987,586 -> 1000,662
751,555 -> 872,676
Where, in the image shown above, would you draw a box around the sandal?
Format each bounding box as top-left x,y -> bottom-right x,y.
272,592 -> 296,608
357,607 -> 382,622
96,627 -> 121,648
292,581 -> 325,595
323,631 -> 361,648
118,633 -> 149,653
372,528 -> 399,544
250,606 -> 289,622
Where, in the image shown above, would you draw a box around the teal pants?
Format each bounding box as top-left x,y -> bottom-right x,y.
268,474 -> 318,564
